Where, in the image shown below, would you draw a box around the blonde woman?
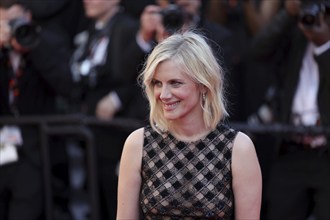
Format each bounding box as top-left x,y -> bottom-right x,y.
117,31 -> 262,219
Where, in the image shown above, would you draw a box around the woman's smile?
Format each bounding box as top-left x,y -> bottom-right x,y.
162,101 -> 180,111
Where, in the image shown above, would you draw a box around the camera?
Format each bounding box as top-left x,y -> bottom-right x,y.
160,3 -> 185,34
9,17 -> 41,49
299,1 -> 330,28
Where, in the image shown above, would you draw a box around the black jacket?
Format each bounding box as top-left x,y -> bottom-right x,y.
0,27 -> 74,164
70,11 -> 140,118
252,10 -> 330,126
251,10 -> 330,151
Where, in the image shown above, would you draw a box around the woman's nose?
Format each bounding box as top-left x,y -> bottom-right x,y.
159,85 -> 171,100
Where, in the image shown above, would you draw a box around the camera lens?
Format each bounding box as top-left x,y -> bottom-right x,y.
300,14 -> 317,26
161,4 -> 184,34
299,3 -> 323,28
9,17 -> 40,49
14,24 -> 40,48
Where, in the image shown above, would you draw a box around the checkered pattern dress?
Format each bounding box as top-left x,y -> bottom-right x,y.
140,123 -> 237,220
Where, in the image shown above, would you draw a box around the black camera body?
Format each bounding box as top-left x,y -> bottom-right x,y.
160,4 -> 184,34
299,1 -> 330,28
9,17 -> 41,49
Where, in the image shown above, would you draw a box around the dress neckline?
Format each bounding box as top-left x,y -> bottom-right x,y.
164,123 -> 223,145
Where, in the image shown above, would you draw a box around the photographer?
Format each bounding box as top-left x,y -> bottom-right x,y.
123,0 -> 239,121
0,0 -> 74,219
251,0 -> 330,219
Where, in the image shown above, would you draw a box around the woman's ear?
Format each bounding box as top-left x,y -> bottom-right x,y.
199,84 -> 207,94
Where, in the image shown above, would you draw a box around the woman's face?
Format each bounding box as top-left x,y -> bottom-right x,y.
152,59 -> 202,121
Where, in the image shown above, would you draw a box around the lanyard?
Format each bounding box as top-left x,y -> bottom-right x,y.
8,52 -> 24,116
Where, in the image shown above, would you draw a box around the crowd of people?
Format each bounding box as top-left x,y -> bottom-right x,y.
0,0 -> 329,219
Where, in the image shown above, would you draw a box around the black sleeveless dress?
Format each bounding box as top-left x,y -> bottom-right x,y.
140,123 -> 238,219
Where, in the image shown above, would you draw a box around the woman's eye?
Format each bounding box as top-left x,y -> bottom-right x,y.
171,81 -> 182,87
151,79 -> 162,87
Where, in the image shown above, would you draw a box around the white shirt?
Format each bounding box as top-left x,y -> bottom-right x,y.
291,40 -> 330,125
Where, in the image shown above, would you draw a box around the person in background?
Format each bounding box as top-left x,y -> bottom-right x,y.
117,31 -> 262,219
70,0 -> 138,120
205,0 -> 284,121
205,2 -> 284,218
206,0 -> 282,35
251,0 -> 330,219
69,0 -> 141,219
0,0 -> 74,219
24,0 -> 88,49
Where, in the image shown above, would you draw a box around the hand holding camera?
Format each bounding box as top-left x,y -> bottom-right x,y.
298,1 -> 330,45
138,2 -> 185,44
299,1 -> 330,28
138,5 -> 163,43
9,17 -> 40,50
285,0 -> 330,27
299,14 -> 330,46
0,20 -> 11,49
160,3 -> 184,35
0,16 -> 40,52
284,0 -> 330,46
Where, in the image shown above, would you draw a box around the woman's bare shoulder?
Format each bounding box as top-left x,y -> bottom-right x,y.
125,127 -> 144,146
127,127 -> 144,140
120,128 -> 145,171
232,131 -> 255,153
231,131 -> 260,175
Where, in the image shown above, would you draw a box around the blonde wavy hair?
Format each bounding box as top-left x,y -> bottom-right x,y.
139,31 -> 228,133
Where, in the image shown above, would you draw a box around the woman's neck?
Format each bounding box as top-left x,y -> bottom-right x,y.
168,118 -> 210,142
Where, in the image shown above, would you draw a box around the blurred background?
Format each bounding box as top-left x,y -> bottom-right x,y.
1,0 -> 329,219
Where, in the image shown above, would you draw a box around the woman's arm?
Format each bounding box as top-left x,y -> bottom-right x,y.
117,128 -> 144,219
232,132 -> 262,219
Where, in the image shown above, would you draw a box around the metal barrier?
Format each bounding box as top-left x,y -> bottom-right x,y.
230,122 -> 330,135
0,114 -> 144,220
1,115 -> 329,220
41,124 -> 97,220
